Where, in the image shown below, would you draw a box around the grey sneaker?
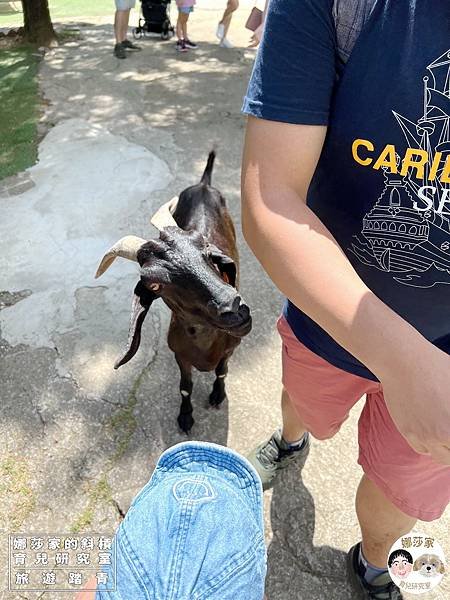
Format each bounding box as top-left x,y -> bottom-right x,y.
246,429 -> 310,491
114,43 -> 127,59
347,543 -> 404,599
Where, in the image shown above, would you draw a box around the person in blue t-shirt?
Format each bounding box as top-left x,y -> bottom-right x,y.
241,1 -> 450,598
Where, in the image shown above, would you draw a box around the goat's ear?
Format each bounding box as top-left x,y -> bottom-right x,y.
208,244 -> 237,288
114,280 -> 157,369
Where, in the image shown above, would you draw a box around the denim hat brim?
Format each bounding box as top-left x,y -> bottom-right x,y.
95,442 -> 266,600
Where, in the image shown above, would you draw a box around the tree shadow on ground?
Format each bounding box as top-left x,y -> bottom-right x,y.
267,459 -> 352,599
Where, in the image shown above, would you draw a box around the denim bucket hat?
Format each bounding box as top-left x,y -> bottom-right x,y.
95,441 -> 266,600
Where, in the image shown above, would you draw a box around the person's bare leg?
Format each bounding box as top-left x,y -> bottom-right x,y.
114,9 -> 130,43
281,387 -> 307,443
122,9 -> 131,41
176,12 -> 188,41
356,474 -> 416,568
114,10 -> 121,44
182,14 -> 189,40
218,0 -> 239,38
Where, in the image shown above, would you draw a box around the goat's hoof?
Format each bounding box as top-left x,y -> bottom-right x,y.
178,412 -> 194,434
209,390 -> 226,408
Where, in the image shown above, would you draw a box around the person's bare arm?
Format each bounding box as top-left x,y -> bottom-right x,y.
242,116 -> 450,464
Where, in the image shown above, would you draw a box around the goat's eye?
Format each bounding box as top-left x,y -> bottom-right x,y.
150,283 -> 161,292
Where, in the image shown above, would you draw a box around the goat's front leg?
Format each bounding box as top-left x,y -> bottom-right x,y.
209,357 -> 229,408
175,354 -> 194,434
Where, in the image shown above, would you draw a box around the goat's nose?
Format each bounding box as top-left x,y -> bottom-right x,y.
231,296 -> 242,314
213,295 -> 241,315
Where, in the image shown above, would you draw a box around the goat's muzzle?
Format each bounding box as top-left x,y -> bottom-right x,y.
217,303 -> 252,338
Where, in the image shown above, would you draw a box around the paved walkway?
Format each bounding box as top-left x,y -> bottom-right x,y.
0,4 -> 448,599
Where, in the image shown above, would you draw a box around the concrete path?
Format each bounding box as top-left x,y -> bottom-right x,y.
0,3 -> 448,599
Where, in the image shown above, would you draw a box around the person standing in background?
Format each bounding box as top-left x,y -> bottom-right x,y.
113,0 -> 141,59
176,0 -> 198,52
216,0 -> 239,48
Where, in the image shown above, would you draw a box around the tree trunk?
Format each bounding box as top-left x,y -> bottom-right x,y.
21,0 -> 57,46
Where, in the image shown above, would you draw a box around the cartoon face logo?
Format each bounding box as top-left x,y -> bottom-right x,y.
388,550 -> 414,580
413,554 -> 446,578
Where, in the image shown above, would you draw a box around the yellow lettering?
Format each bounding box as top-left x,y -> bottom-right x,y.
441,156 -> 450,184
428,151 -> 442,182
349,140 -> 449,183
399,148 -> 428,180
352,139 -> 374,166
373,144 -> 397,173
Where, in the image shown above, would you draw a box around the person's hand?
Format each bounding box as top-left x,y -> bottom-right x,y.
248,23 -> 264,47
74,576 -> 97,599
380,342 -> 450,465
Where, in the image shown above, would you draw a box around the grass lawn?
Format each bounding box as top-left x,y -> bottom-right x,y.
0,1 -> 113,28
0,1 -> 114,181
0,46 -> 39,180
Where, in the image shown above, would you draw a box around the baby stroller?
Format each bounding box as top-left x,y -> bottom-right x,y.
133,0 -> 175,40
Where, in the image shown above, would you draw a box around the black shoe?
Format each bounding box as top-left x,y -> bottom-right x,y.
176,39 -> 188,53
347,543 -> 404,599
121,39 -> 141,51
184,38 -> 197,49
114,43 -> 127,59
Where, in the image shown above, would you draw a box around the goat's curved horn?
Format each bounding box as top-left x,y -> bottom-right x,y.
95,235 -> 147,279
150,196 -> 179,230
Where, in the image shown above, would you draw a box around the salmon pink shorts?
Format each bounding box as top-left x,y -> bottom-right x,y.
278,315 -> 450,521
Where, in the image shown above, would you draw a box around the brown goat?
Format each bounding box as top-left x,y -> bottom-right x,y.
95,152 -> 252,432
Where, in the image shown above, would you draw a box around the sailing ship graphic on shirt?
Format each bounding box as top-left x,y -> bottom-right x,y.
349,49 -> 450,288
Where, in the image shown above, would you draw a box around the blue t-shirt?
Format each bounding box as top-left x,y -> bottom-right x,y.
243,0 -> 450,380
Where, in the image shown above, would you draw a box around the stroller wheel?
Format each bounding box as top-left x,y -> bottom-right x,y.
161,20 -> 171,40
132,27 -> 142,39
